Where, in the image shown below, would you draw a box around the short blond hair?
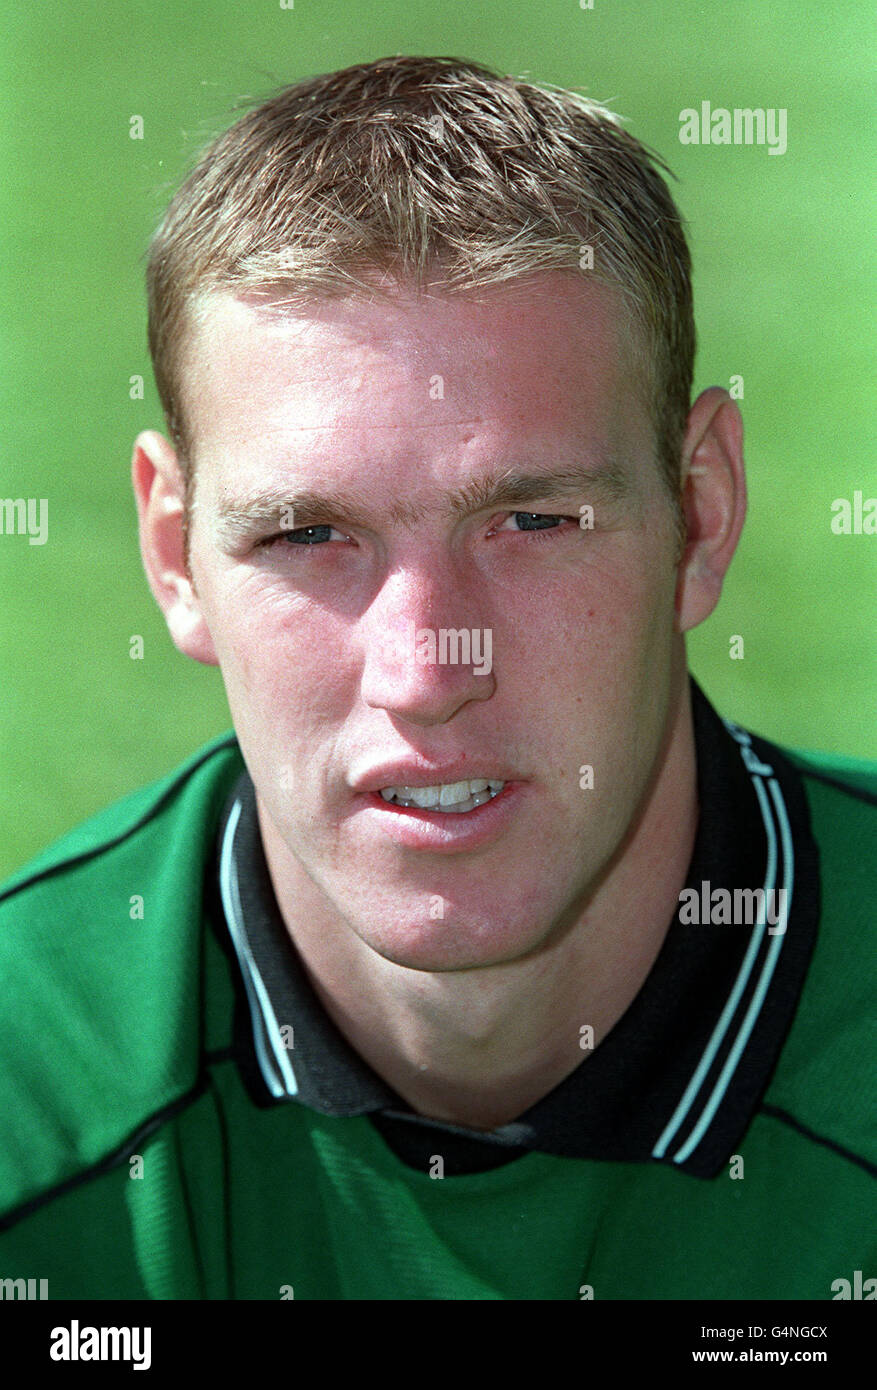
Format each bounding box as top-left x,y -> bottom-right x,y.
147,55 -> 694,500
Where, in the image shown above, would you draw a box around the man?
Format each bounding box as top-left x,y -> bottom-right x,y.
0,55 -> 873,1301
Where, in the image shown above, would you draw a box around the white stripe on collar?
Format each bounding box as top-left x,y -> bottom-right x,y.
219,797 -> 299,1099
653,722 -> 793,1164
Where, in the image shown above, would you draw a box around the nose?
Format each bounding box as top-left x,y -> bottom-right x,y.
359,562 -> 496,727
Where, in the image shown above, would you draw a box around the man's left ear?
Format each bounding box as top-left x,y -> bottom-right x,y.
675,386 -> 747,633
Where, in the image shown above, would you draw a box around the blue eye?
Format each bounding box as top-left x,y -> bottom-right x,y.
283,525 -> 333,545
495,512 -> 580,541
262,524 -> 341,547
511,512 -> 566,532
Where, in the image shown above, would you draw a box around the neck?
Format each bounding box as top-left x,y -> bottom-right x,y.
258,670 -> 698,1131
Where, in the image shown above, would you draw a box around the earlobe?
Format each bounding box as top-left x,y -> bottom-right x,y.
675,388 -> 747,634
131,430 -> 219,666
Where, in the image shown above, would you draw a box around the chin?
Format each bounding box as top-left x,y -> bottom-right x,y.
359,912 -> 546,973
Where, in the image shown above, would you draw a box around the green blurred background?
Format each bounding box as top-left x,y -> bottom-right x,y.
1,0 -> 874,878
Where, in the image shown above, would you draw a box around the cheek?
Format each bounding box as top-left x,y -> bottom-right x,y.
520,556 -> 675,764
196,573 -> 289,692
519,553 -> 670,673
208,580 -> 360,728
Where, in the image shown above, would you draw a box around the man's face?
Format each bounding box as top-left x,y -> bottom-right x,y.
181,272 -> 683,971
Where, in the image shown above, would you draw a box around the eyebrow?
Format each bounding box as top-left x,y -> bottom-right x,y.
213,460 -> 630,549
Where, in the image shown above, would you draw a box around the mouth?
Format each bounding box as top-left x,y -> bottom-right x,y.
356,780 -> 523,853
377,778 -> 506,814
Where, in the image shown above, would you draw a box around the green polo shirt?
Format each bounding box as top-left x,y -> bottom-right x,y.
0,685 -> 874,1299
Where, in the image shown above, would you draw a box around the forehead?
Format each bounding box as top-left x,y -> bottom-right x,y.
180,272 -> 651,485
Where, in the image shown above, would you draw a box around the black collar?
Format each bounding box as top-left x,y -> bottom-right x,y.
208,679 -> 820,1178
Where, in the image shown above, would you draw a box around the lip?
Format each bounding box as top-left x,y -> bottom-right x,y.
351,762 -> 520,794
353,782 -> 523,852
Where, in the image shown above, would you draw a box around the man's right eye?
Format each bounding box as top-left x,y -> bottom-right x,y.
262,525 -> 343,547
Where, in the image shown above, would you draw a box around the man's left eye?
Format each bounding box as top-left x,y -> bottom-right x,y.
497,512 -> 576,534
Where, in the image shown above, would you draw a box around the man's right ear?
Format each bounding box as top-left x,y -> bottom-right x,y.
131,430 -> 219,666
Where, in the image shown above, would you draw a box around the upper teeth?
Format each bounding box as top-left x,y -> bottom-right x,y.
379,778 -> 505,808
